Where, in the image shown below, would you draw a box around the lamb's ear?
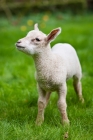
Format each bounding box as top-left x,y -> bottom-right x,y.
34,23 -> 39,30
46,28 -> 61,43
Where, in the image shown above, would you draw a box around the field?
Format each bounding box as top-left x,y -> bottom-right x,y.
0,12 -> 93,140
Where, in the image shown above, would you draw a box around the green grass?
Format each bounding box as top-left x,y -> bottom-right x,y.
0,12 -> 93,140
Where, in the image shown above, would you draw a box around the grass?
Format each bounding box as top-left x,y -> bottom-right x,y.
0,12 -> 93,140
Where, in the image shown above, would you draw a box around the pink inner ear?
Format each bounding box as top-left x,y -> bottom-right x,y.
47,29 -> 59,42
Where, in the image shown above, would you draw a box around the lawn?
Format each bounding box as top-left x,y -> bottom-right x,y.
0,12 -> 93,140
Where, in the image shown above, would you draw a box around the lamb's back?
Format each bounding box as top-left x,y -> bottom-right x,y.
52,43 -> 82,79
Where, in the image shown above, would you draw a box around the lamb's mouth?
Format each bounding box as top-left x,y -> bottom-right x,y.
16,45 -> 25,48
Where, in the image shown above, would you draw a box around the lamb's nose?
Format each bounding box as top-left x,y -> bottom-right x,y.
17,40 -> 21,44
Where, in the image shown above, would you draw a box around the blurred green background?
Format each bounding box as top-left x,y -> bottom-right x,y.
0,0 -> 93,140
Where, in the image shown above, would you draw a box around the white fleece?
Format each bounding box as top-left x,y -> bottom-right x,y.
16,23 -> 84,125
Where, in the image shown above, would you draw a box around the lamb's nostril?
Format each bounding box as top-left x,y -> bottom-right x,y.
17,40 -> 21,44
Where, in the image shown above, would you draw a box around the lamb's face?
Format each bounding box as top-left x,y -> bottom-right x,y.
16,30 -> 47,55
16,23 -> 61,55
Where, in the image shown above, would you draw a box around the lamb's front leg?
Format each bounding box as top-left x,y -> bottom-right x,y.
57,82 -> 69,125
36,84 -> 51,125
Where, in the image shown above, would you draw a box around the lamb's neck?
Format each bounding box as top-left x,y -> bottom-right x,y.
33,45 -> 55,72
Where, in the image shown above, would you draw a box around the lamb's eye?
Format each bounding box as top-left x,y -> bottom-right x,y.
36,38 -> 40,41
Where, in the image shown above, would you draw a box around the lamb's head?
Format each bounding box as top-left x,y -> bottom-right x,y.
16,23 -> 61,55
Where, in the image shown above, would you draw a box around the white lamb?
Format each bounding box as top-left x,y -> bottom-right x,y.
16,23 -> 84,125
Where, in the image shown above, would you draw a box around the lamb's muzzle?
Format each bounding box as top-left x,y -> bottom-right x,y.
16,40 -> 25,49
15,23 -> 84,126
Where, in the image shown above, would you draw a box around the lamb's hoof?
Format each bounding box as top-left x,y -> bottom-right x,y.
80,97 -> 84,104
62,119 -> 70,126
35,118 -> 44,126
64,131 -> 69,139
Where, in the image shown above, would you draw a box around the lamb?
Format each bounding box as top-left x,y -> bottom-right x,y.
16,23 -> 84,125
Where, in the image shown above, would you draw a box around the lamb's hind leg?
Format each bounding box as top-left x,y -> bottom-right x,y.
36,84 -> 51,125
73,76 -> 84,103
